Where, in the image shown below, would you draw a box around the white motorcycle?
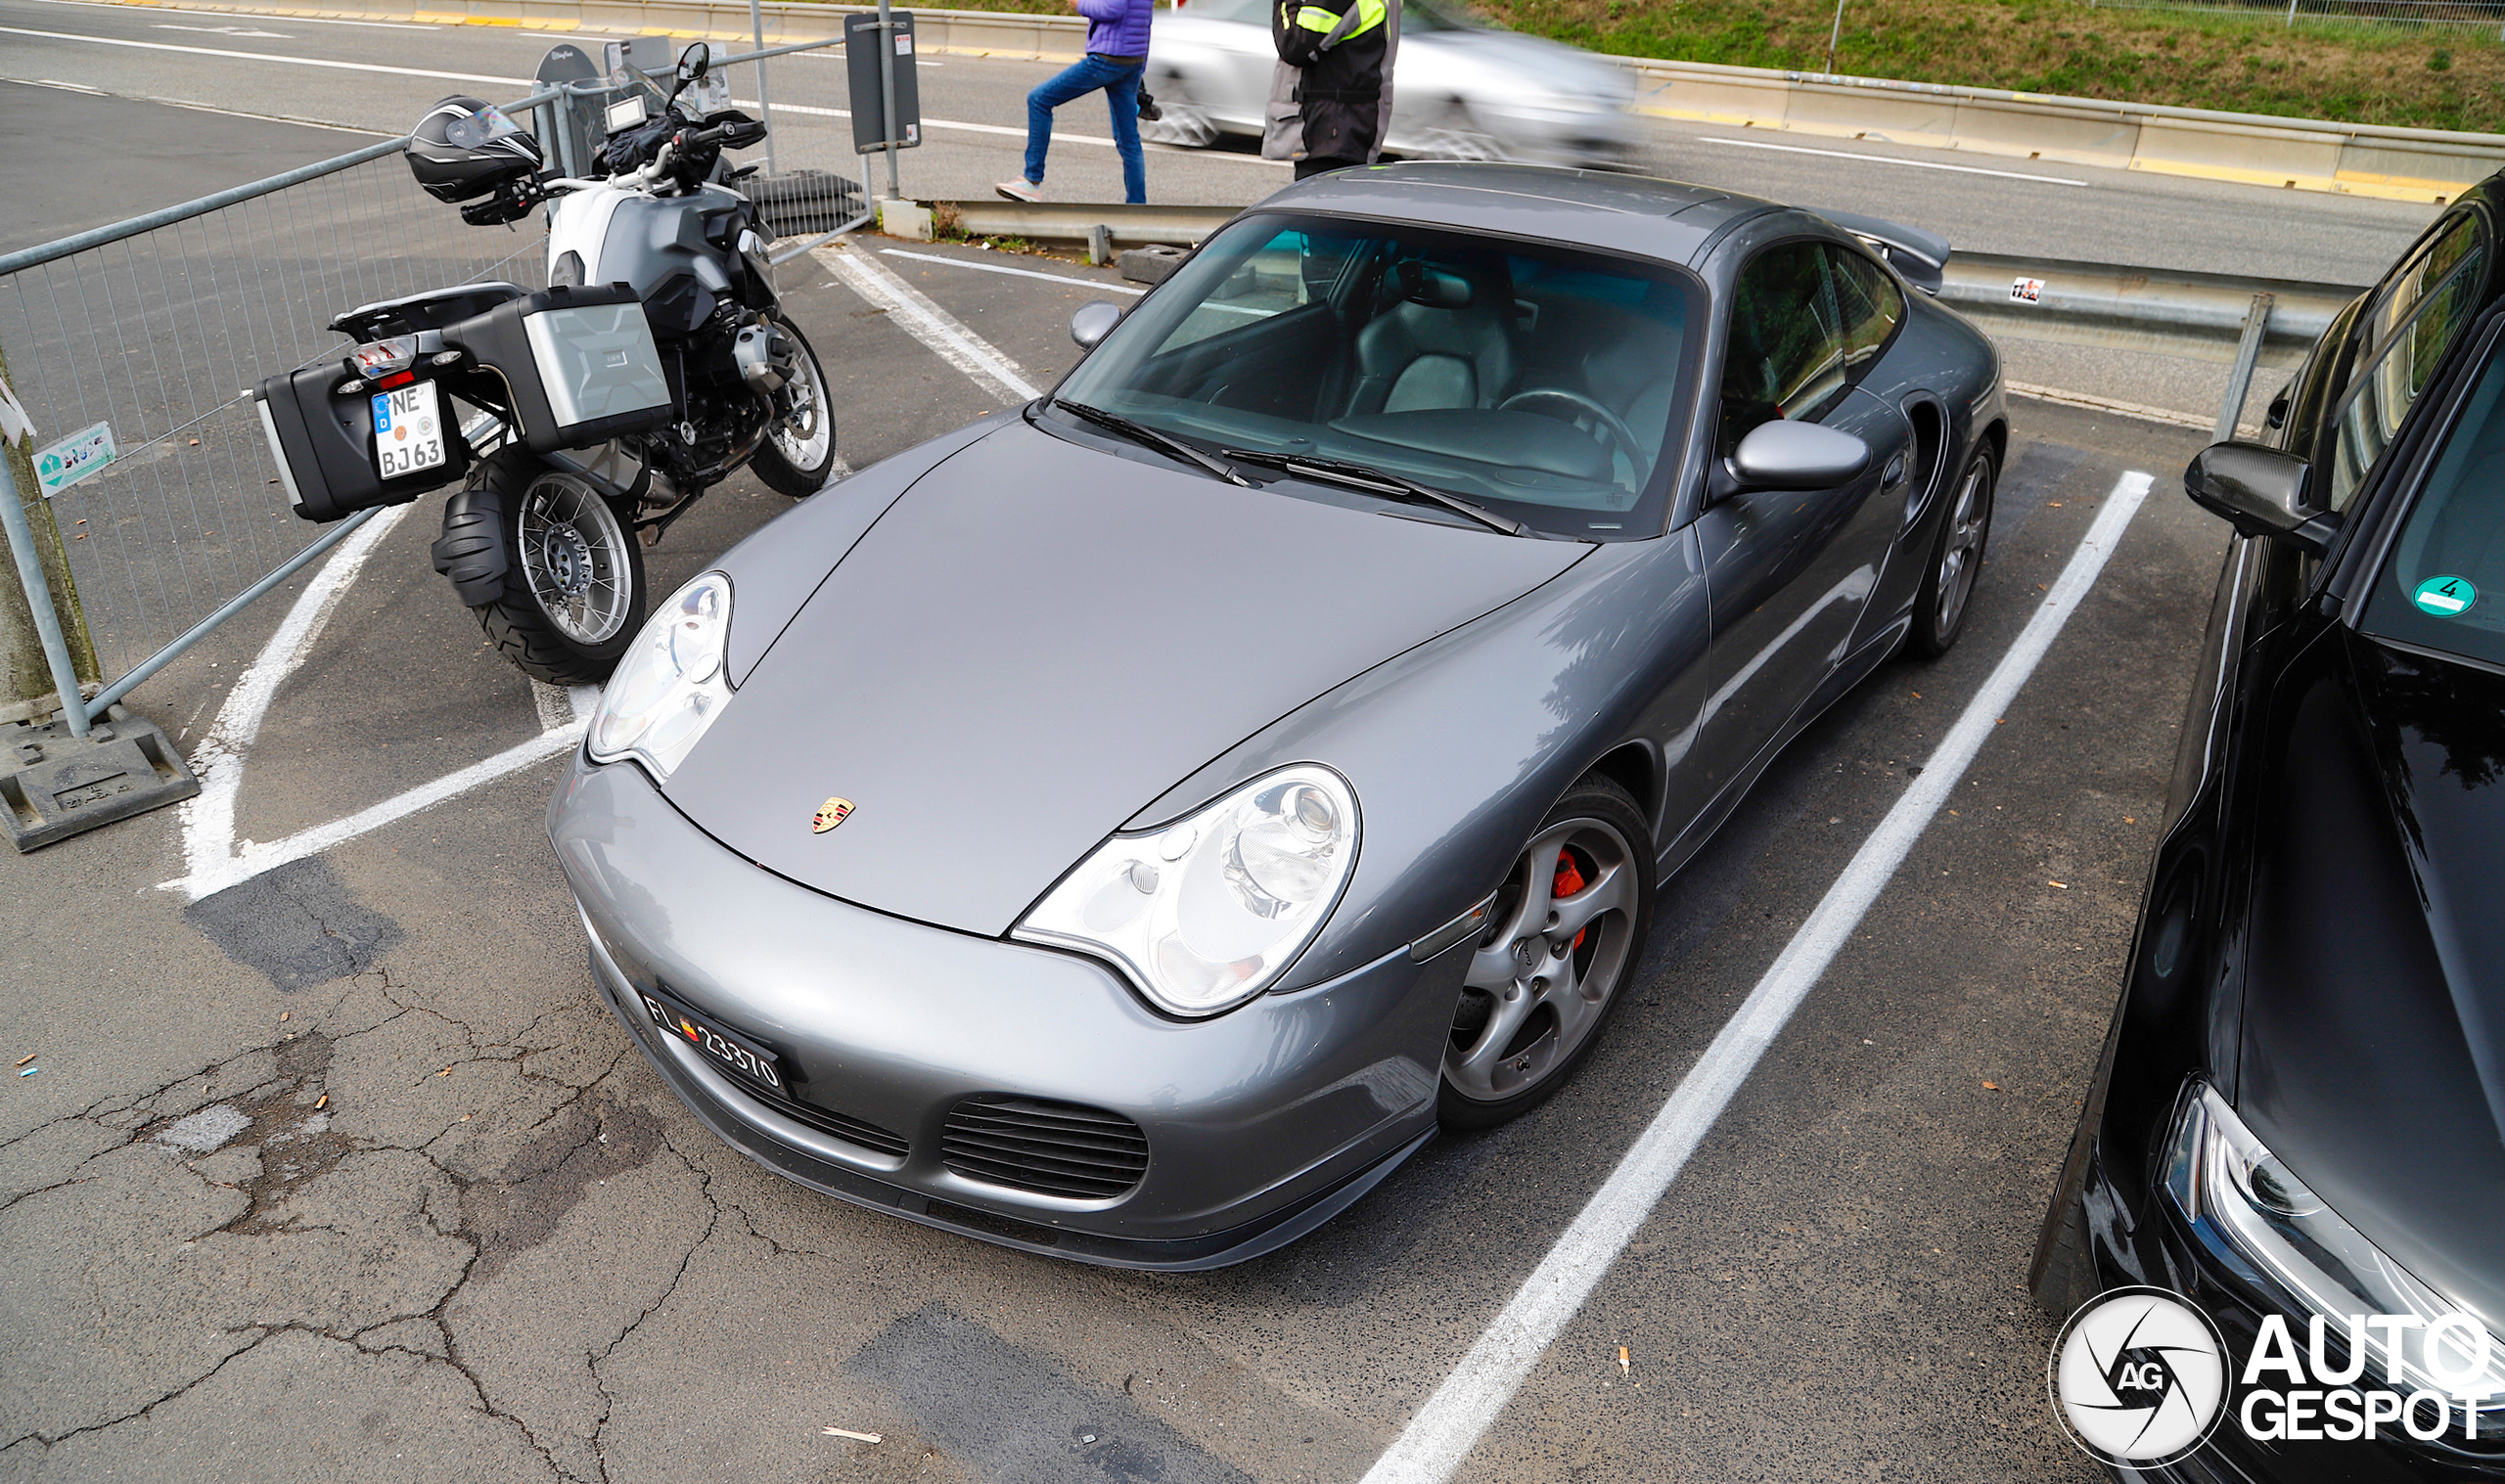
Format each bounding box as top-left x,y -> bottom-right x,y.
253,42 -> 835,683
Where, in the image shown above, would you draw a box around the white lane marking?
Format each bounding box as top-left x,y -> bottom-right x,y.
880,247 -> 1147,296
1360,469 -> 2158,1484
1701,135 -> 2089,187
0,25 -> 532,86
168,505 -> 412,900
155,22 -> 290,35
816,243 -> 1039,403
160,507 -> 604,900
30,0 -> 440,27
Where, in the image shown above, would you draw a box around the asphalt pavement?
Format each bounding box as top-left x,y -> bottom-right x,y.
0,18 -> 2436,1483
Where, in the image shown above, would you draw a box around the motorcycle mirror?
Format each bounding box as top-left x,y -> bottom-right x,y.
1070,300 -> 1124,349
676,41 -> 712,84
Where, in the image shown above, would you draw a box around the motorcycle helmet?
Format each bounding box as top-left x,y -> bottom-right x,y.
406,97 -> 545,202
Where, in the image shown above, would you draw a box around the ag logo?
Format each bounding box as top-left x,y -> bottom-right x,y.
2049,1286 -> 2229,1467
810,796 -> 854,833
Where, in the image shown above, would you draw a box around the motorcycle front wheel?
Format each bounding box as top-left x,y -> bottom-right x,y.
750,318 -> 839,498
468,448 -> 648,684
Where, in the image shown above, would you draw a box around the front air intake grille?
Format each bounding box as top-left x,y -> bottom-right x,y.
940,1095 -> 1149,1198
725,1079 -> 910,1158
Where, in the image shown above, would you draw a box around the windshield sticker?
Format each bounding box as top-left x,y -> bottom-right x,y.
2412,575 -> 2478,617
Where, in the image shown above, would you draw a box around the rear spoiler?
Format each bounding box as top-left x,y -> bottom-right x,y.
1812,209 -> 1949,296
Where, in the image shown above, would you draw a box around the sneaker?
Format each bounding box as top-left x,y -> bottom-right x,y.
994,179 -> 1042,202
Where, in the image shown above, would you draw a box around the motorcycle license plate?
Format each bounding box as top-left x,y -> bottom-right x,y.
371,380 -> 446,480
636,987 -> 787,1096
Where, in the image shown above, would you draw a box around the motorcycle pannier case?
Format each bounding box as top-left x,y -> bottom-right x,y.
445,284 -> 673,456
253,363 -> 471,523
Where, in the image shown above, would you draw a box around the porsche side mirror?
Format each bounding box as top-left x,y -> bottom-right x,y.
1724,419 -> 1871,492
2184,442 -> 2338,556
1070,300 -> 1124,349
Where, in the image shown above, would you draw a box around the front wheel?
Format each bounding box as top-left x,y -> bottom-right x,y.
1908,444 -> 1996,659
467,449 -> 647,684
1439,776 -> 1655,1130
750,318 -> 838,498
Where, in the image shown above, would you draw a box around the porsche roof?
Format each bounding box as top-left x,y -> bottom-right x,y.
1250,161 -> 1782,269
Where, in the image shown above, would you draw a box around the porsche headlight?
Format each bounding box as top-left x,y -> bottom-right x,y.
2165,1081 -> 2505,1422
587,571 -> 732,780
1013,765 -> 1358,1017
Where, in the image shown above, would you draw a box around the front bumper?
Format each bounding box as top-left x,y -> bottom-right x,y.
550,754 -> 1457,1270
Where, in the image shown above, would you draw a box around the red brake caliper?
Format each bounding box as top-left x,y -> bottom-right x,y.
1553,849 -> 1589,953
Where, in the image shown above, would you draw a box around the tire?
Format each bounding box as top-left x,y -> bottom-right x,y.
468,448 -> 647,685
749,318 -> 839,499
1438,776 -> 1656,1130
1907,443 -> 1996,659
1137,69 -> 1220,149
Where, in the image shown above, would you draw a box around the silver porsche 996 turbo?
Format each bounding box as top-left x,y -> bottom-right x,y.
550,163 -> 2007,1269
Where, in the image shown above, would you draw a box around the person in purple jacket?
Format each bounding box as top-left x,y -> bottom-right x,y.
997,0 -> 1153,204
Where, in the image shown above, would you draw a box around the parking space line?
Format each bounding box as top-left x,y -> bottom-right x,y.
1360,470 -> 2158,1484
1700,135 -> 2089,187
816,243 -> 1040,402
880,247 -> 1147,296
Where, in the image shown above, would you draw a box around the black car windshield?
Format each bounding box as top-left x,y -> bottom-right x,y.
1049,213 -> 1700,539
2363,336 -> 2505,669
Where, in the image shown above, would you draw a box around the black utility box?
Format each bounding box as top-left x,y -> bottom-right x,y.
254,361 -> 469,523
443,283 -> 674,457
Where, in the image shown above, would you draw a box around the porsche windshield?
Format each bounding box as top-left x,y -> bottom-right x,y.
1050,214 -> 1700,539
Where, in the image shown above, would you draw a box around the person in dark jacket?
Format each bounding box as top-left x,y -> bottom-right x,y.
998,0 -> 1153,203
1265,0 -> 1397,180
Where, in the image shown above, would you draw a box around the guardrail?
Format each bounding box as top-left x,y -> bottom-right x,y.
227,0 -> 2500,202
902,198 -> 2366,438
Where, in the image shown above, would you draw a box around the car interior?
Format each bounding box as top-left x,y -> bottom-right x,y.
1066,220 -> 1696,535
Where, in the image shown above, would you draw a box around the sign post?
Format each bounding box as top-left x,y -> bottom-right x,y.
844,7 -> 921,200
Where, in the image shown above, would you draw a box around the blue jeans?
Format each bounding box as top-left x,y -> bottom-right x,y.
1024,54 -> 1146,203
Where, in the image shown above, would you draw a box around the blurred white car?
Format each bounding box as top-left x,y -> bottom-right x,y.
1141,0 -> 1638,167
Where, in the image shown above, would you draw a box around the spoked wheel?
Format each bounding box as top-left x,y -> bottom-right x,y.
1908,444 -> 1996,658
1138,71 -> 1220,149
467,448 -> 647,684
751,318 -> 839,498
1440,777 -> 1655,1129
1408,101 -> 1510,162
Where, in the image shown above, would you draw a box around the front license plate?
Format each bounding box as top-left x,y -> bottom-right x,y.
372,380 -> 446,480
637,988 -> 786,1095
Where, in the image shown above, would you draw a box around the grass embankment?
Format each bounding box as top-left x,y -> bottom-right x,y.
875,0 -> 2505,134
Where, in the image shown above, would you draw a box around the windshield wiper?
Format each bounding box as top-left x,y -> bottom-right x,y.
1220,448 -> 1527,536
1052,399 -> 1251,486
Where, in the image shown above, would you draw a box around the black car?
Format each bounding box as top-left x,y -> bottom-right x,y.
2031,174 -> 2505,1478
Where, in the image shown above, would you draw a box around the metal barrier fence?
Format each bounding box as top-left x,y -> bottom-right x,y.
0,36 -> 875,740
2087,0 -> 2505,27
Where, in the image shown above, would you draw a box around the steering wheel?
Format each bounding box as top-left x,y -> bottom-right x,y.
1497,387 -> 1643,469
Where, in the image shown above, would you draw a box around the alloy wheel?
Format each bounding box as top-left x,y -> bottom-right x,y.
1933,456 -> 1991,641
1445,816 -> 1639,1104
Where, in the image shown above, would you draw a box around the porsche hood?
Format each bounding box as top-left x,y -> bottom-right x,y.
660,421 -> 1590,936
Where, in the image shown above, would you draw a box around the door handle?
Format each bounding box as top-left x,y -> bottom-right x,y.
1883,453 -> 1907,486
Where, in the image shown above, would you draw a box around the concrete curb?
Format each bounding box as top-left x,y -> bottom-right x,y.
80,0 -> 2505,200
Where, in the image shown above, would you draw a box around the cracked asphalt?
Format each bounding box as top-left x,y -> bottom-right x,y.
0,67 -> 2442,1484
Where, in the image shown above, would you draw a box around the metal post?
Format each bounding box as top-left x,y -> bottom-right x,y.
0,445 -> 89,740
878,0 -> 902,199
2213,292 -> 2275,445
1825,0 -> 1846,74
2286,0 -> 2299,25
750,0 -> 779,174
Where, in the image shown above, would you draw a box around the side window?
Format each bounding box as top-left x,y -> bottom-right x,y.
1831,247 -> 1905,377
1720,242 -> 1846,453
2323,211 -> 2489,513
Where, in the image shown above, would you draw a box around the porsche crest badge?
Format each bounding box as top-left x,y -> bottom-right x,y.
811,796 -> 854,833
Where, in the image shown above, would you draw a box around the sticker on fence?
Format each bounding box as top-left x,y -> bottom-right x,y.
33,422 -> 117,497
2010,277 -> 2046,304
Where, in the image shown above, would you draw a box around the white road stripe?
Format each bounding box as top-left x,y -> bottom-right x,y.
880,247 -> 1147,296
816,243 -> 1040,402
29,0 -> 442,28
1360,469 -> 2158,1484
1701,135 -> 2089,187
0,24 -> 532,86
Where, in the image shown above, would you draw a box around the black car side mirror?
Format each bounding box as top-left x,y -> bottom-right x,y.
1723,419 -> 1872,493
1070,300 -> 1124,349
2184,442 -> 2339,556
